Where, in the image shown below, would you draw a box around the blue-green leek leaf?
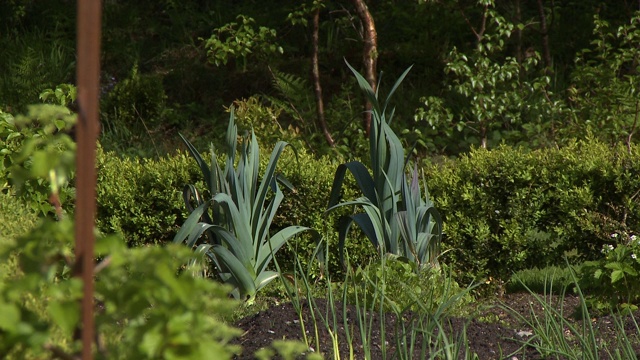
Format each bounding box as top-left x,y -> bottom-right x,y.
173,201 -> 210,244
211,245 -> 257,300
256,225 -> 310,274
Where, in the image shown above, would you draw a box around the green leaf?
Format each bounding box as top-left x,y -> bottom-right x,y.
173,201 -> 211,244
255,271 -> 279,292
256,225 -> 310,274
212,245 -> 257,300
611,269 -> 624,284
179,133 -> 212,190
605,261 -> 623,271
594,269 -> 603,279
327,162 -> 375,209
0,302 -> 20,331
48,300 -> 80,335
140,325 -> 163,357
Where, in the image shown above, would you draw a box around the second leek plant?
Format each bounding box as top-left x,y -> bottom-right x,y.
174,110 -> 309,301
327,62 -> 443,269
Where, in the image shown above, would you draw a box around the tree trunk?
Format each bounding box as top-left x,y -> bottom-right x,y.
516,0 -> 522,64
536,0 -> 553,72
480,125 -> 488,149
311,7 -> 335,147
351,0 -> 377,136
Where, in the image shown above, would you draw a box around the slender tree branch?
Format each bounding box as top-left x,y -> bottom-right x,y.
516,0 -> 522,64
627,100 -> 639,154
536,0 -> 553,72
459,4 -> 488,43
311,7 -> 335,147
351,0 -> 377,136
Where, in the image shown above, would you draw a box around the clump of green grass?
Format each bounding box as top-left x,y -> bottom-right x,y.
506,264 -> 583,294
0,191 -> 38,240
505,269 -> 640,359
0,191 -> 38,279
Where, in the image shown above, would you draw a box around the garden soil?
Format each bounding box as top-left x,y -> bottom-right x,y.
233,293 -> 640,359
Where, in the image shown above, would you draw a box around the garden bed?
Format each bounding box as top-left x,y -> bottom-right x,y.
233,293 -> 640,359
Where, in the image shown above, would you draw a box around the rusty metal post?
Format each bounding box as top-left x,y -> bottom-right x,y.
75,1 -> 102,359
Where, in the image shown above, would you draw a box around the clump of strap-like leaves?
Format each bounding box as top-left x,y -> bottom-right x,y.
327,63 -> 443,269
175,110 -> 309,301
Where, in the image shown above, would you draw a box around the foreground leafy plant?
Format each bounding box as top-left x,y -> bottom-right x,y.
0,104 -> 76,217
97,239 -> 241,359
0,218 -> 241,359
580,232 -> 640,311
174,110 -> 310,301
327,62 -> 443,269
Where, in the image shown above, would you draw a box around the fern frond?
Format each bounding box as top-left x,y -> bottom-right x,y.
269,69 -> 314,114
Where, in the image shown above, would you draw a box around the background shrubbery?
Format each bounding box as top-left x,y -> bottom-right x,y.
95,147 -> 200,245
426,141 -> 640,284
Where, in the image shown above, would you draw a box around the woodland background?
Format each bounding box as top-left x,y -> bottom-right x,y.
3,0 -> 640,159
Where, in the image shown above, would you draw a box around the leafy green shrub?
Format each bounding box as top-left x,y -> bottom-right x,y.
39,83 -> 77,107
568,13 -> 640,149
231,96 -> 288,146
424,140 -> 640,285
101,65 -> 170,137
95,147 -> 201,247
0,105 -> 76,217
94,140 -> 370,277
95,135 -> 640,287
0,191 -> 38,283
0,192 -> 38,242
203,15 -> 282,69
0,218 -> 242,359
414,3 -> 567,153
97,240 -> 242,359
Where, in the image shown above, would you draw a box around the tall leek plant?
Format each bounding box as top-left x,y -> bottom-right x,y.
327,62 -> 443,268
174,110 -> 309,301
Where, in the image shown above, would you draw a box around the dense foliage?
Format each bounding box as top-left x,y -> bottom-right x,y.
0,216 -> 242,359
3,1 -> 640,157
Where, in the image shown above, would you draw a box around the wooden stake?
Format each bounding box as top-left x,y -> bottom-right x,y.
75,1 -> 102,359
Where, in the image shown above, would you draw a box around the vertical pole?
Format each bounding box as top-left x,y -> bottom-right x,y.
75,1 -> 101,359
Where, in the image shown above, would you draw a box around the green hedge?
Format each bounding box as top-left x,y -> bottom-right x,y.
95,140 -> 640,283
96,148 -> 201,246
266,147 -> 372,274
424,141 -> 640,284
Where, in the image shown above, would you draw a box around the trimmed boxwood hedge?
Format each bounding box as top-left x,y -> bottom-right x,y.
95,140 -> 640,283
96,147 -> 201,247
425,140 -> 640,284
